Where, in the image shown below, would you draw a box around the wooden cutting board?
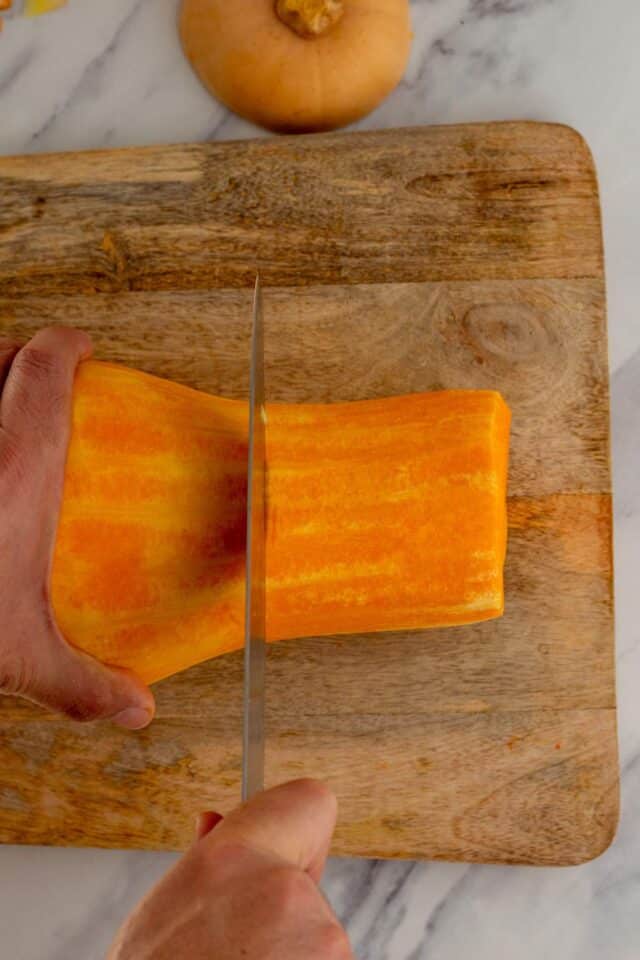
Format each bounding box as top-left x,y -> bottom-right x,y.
0,122 -> 618,865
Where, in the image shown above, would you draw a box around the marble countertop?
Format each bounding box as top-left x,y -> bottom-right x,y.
1,1 -> 640,957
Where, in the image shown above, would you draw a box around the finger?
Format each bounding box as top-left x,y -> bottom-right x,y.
0,340 -> 22,393
195,811 -> 224,841
0,327 -> 92,440
24,623 -> 155,728
205,779 -> 337,883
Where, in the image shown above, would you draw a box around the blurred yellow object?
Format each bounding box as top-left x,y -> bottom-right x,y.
25,0 -> 67,14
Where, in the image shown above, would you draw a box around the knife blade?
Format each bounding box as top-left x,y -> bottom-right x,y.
242,275 -> 266,802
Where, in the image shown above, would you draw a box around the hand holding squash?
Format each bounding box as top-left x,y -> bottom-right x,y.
0,328 -> 154,729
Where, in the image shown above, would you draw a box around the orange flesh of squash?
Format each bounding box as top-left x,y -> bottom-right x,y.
51,361 -> 511,685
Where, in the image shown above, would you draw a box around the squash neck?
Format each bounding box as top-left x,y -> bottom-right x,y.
275,0 -> 344,39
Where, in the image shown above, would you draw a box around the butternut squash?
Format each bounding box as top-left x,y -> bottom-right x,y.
179,0 -> 412,133
52,361 -> 510,685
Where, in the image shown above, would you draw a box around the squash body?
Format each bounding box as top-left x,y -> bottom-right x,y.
52,361 -> 510,684
179,0 -> 412,133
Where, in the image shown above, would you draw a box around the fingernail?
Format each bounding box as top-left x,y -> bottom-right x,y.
195,811 -> 224,840
112,707 -> 153,730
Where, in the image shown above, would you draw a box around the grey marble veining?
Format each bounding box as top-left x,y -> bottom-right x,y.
1,1 -> 640,957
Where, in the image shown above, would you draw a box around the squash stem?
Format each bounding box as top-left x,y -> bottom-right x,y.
275,0 -> 344,38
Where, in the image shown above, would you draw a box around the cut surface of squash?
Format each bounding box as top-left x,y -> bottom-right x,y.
51,361 -> 510,684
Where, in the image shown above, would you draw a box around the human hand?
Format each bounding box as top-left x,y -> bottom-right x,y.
0,327 -> 154,728
108,779 -> 354,960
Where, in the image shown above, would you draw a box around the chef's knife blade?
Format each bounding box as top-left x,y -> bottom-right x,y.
242,276 -> 266,802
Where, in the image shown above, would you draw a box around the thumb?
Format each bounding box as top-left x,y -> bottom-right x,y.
24,618 -> 155,729
203,779 -> 337,884
0,326 -> 92,442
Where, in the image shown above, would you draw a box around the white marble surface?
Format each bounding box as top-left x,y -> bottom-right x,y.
1,1 -> 639,957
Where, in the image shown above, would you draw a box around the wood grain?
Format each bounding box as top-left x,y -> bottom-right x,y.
0,122 -> 617,864
0,123 -> 602,294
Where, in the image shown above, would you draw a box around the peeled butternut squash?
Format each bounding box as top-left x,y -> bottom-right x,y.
52,361 -> 510,685
179,0 -> 412,133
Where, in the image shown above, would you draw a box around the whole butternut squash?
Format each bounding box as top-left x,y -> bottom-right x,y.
179,0 -> 412,133
52,362 -> 510,684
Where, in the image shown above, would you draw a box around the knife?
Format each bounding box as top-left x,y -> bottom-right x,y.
242,276 -> 267,803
